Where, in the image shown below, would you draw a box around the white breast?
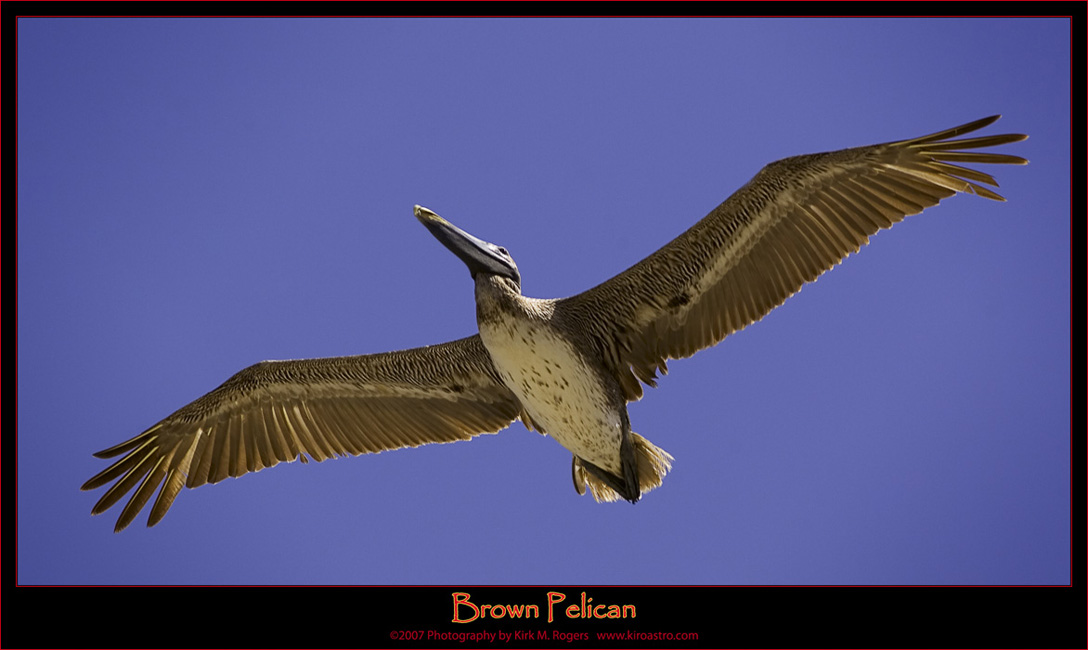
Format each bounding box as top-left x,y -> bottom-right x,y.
479,317 -> 624,475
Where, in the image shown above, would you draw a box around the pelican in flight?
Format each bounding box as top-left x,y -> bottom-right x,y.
83,116 -> 1027,531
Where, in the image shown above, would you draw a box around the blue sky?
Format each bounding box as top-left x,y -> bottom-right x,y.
18,18 -> 1070,585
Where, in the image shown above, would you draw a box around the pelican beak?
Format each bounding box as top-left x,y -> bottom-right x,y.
414,205 -> 520,286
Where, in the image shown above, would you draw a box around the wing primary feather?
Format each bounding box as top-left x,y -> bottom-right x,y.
147,468 -> 184,528
82,438 -> 155,491
92,424 -> 162,459
893,165 -> 972,195
898,115 -> 1001,144
912,133 -> 1028,152
185,427 -> 213,488
963,183 -> 1006,202
115,454 -> 170,533
91,446 -> 158,516
925,161 -> 999,186
148,436 -> 201,527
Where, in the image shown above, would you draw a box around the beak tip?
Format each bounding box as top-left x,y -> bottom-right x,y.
414,205 -> 436,223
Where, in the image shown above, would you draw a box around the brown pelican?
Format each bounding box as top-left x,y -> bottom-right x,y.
83,116 -> 1027,531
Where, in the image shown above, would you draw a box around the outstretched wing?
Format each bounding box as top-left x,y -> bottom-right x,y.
557,116 -> 1028,401
82,335 -> 520,532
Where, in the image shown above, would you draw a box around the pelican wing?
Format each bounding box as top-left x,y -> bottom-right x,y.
558,116 -> 1027,401
82,335 -> 520,531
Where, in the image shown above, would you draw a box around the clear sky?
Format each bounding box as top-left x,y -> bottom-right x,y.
18,17 -> 1070,586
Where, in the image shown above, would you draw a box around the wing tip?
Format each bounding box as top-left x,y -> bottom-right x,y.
905,114 -> 1027,148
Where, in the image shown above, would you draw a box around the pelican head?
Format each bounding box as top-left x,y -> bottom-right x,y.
415,205 -> 521,290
